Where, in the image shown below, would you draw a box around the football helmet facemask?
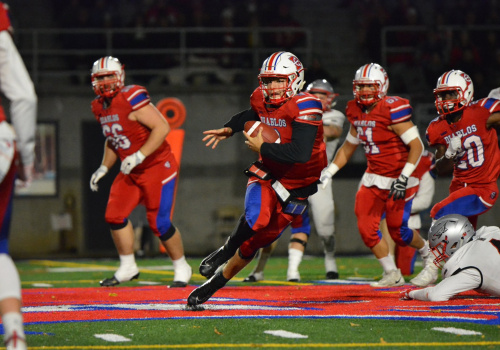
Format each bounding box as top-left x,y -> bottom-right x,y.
434,70 -> 474,116
91,56 -> 125,98
306,79 -> 339,111
353,63 -> 389,106
258,51 -> 305,105
428,214 -> 475,269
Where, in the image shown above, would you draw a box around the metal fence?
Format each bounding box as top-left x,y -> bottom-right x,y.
16,27 -> 312,88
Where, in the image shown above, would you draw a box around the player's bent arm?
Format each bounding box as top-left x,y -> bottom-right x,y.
130,103 -> 170,157
331,126 -> 359,170
392,122 -> 423,175
434,144 -> 454,176
410,268 -> 482,301
224,108 -> 260,134
261,121 -> 317,163
486,112 -> 500,129
102,140 -> 118,169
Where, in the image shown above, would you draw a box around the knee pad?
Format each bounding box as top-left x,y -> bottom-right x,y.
290,238 -> 307,248
159,224 -> 176,242
109,219 -> 128,231
0,254 -> 21,300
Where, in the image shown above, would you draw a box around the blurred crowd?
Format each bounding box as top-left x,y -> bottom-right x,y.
353,0 -> 500,99
50,0 -> 306,83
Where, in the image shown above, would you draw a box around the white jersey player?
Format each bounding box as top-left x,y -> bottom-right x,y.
306,79 -> 345,279
401,214 -> 500,301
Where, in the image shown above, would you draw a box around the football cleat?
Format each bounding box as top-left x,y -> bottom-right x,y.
199,245 -> 233,278
100,272 -> 140,287
370,269 -> 405,287
326,271 -> 339,279
187,271 -> 228,306
410,260 -> 438,287
243,271 -> 264,283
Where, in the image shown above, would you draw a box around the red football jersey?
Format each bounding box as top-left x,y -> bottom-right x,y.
426,97 -> 500,184
91,85 -> 172,171
250,88 -> 327,189
346,95 -> 413,178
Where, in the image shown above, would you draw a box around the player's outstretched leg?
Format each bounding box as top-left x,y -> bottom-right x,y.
200,215 -> 255,278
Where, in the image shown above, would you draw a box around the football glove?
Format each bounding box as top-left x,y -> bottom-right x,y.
445,136 -> 462,159
388,174 -> 408,200
90,165 -> 108,192
120,150 -> 145,175
400,289 -> 413,300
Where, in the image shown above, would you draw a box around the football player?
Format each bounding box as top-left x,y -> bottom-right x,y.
0,2 -> 37,349
401,214 -> 500,301
320,63 -> 434,288
380,150 -> 436,277
89,56 -> 192,288
188,51 -> 326,307
426,70 -> 500,230
243,79 -> 344,282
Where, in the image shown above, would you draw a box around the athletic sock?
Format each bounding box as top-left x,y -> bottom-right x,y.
378,255 -> 398,274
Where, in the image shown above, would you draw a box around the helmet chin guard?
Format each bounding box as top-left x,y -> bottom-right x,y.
428,214 -> 475,269
91,56 -> 125,98
353,63 -> 389,107
434,70 -> 474,116
258,51 -> 305,105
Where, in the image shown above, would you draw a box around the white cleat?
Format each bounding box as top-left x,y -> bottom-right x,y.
410,261 -> 438,287
171,263 -> 192,288
370,269 -> 405,287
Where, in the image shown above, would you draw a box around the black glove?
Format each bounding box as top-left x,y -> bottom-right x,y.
388,175 -> 408,200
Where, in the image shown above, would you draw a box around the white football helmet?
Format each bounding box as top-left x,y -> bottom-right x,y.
353,63 -> 389,106
306,79 -> 339,111
258,51 -> 305,105
91,56 -> 125,98
434,70 -> 474,116
428,214 -> 475,269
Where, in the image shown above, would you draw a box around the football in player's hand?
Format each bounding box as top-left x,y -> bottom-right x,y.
244,121 -> 281,144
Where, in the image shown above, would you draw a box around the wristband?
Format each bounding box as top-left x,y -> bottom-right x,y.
401,162 -> 416,178
99,164 -> 109,173
346,132 -> 360,145
136,150 -> 146,162
327,163 -> 340,176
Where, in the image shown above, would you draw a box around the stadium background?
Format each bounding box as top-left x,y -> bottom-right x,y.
7,0 -> 500,258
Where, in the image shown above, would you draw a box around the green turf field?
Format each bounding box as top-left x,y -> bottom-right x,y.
10,255 -> 500,349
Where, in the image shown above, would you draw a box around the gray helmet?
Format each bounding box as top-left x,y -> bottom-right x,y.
428,214 -> 475,269
305,79 -> 338,110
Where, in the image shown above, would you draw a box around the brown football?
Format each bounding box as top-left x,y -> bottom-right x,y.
244,121 -> 281,144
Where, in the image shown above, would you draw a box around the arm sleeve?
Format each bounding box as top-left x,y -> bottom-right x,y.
409,268 -> 482,301
223,108 -> 259,133
0,32 -> 37,166
260,121 -> 317,164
